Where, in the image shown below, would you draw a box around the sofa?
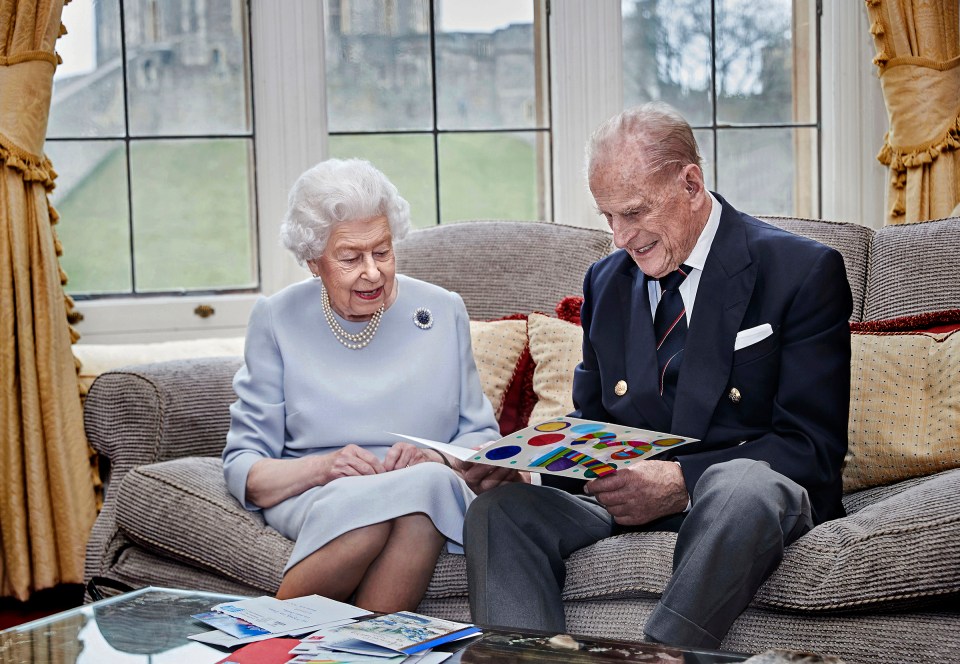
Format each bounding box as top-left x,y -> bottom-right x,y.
82,218 -> 960,664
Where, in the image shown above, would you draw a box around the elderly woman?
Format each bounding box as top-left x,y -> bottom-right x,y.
223,158 -> 500,611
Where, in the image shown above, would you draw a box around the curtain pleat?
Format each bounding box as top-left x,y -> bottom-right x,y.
864,0 -> 960,225
0,0 -> 96,601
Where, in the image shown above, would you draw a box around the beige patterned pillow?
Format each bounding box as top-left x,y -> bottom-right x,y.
527,312 -> 583,422
469,319 -> 529,418
844,330 -> 960,492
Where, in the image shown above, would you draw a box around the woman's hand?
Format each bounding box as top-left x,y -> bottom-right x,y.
317,444 -> 386,483
383,442 -> 442,471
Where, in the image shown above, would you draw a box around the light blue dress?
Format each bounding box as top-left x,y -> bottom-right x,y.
223,274 -> 500,571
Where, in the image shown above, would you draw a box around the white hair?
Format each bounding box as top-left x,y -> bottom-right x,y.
280,158 -> 411,265
585,102 -> 703,183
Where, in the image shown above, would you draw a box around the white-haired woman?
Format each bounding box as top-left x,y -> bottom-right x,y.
223,158 -> 499,610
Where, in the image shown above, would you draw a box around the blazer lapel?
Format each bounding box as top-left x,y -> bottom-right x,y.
672,197 -> 756,439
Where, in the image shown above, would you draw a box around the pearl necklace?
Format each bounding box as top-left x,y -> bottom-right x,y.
320,284 -> 384,350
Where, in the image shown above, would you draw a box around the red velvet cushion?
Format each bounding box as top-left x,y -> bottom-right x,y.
489,313 -> 537,435
556,296 -> 584,326
850,309 -> 960,334
494,298 -> 586,434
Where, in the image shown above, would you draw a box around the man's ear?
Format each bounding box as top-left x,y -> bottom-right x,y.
680,163 -> 704,196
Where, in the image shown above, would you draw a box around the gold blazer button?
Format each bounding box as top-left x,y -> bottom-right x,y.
614,380 -> 628,396
728,387 -> 741,403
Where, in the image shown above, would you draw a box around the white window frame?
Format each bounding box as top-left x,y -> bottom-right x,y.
72,0 -> 885,343
72,1 -> 328,343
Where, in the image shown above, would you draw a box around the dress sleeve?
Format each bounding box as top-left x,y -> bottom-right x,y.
222,296 -> 287,510
448,291 -> 502,448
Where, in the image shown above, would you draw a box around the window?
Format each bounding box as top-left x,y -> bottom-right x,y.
47,0 -> 256,298
621,0 -> 819,217
50,1 -> 879,342
324,0 -> 552,227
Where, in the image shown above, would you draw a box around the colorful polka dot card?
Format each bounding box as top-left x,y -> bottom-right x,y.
390,417 -> 698,479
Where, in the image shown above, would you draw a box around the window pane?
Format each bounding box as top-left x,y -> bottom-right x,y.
693,129 -> 715,191
716,0 -> 814,124
435,0 -> 544,130
129,139 -> 256,292
621,0 -> 712,124
438,132 -> 544,223
124,0 -> 251,136
49,0 -> 125,138
47,141 -> 132,294
324,0 -> 432,131
716,128 -> 818,217
328,134 -> 438,228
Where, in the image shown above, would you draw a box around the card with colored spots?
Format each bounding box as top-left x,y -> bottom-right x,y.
390,417 -> 698,479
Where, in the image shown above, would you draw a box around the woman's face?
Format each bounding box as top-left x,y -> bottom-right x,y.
310,215 -> 397,322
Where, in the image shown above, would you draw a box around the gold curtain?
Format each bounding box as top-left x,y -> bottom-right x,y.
864,0 -> 960,225
0,0 -> 96,600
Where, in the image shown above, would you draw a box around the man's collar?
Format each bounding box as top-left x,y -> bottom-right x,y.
683,191 -> 721,272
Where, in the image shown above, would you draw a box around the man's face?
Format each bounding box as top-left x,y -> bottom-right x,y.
589,156 -> 705,279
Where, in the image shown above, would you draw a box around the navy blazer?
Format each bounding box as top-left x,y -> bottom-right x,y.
566,194 -> 852,525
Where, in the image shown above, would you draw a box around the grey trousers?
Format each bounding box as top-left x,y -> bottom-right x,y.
464,458 -> 813,649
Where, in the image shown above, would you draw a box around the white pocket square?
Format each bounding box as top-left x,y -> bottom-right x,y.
734,324 -> 773,351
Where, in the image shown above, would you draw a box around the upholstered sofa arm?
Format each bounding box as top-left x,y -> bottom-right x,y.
84,356 -> 243,493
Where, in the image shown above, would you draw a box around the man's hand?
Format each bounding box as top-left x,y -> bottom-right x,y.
460,461 -> 530,494
383,441 -> 438,471
585,460 -> 688,526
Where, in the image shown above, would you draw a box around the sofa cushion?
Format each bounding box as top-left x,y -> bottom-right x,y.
424,470 -> 960,612
468,318 -> 529,422
395,221 -> 614,321
844,329 -> 960,492
527,313 -> 582,422
754,468 -> 960,611
864,218 -> 960,320
115,457 -> 290,592
760,216 -> 873,323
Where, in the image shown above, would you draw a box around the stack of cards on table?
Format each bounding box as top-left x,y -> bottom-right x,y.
189,595 -> 479,663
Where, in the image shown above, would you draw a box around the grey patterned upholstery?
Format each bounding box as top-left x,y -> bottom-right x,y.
396,220 -> 614,320
759,216 -> 874,323
83,218 -> 960,664
864,217 -> 960,320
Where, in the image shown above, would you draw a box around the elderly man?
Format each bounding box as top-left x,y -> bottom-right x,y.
462,102 -> 852,648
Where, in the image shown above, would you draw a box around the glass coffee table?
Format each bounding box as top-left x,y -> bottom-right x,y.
0,586 -> 755,663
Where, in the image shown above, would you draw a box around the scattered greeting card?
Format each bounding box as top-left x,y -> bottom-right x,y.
332,611 -> 480,655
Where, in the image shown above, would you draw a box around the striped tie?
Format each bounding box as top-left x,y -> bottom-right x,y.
653,264 -> 691,409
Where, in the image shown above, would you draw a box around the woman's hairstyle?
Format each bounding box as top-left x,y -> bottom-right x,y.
585,102 -> 702,183
280,158 -> 411,265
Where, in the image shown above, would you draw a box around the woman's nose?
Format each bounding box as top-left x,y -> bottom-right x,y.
360,254 -> 380,279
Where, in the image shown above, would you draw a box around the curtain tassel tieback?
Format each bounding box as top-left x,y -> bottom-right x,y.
877,115 -> 960,170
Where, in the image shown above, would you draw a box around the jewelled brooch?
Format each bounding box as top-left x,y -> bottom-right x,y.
413,307 -> 433,330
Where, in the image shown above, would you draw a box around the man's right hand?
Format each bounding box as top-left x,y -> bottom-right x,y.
460,461 -> 529,494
